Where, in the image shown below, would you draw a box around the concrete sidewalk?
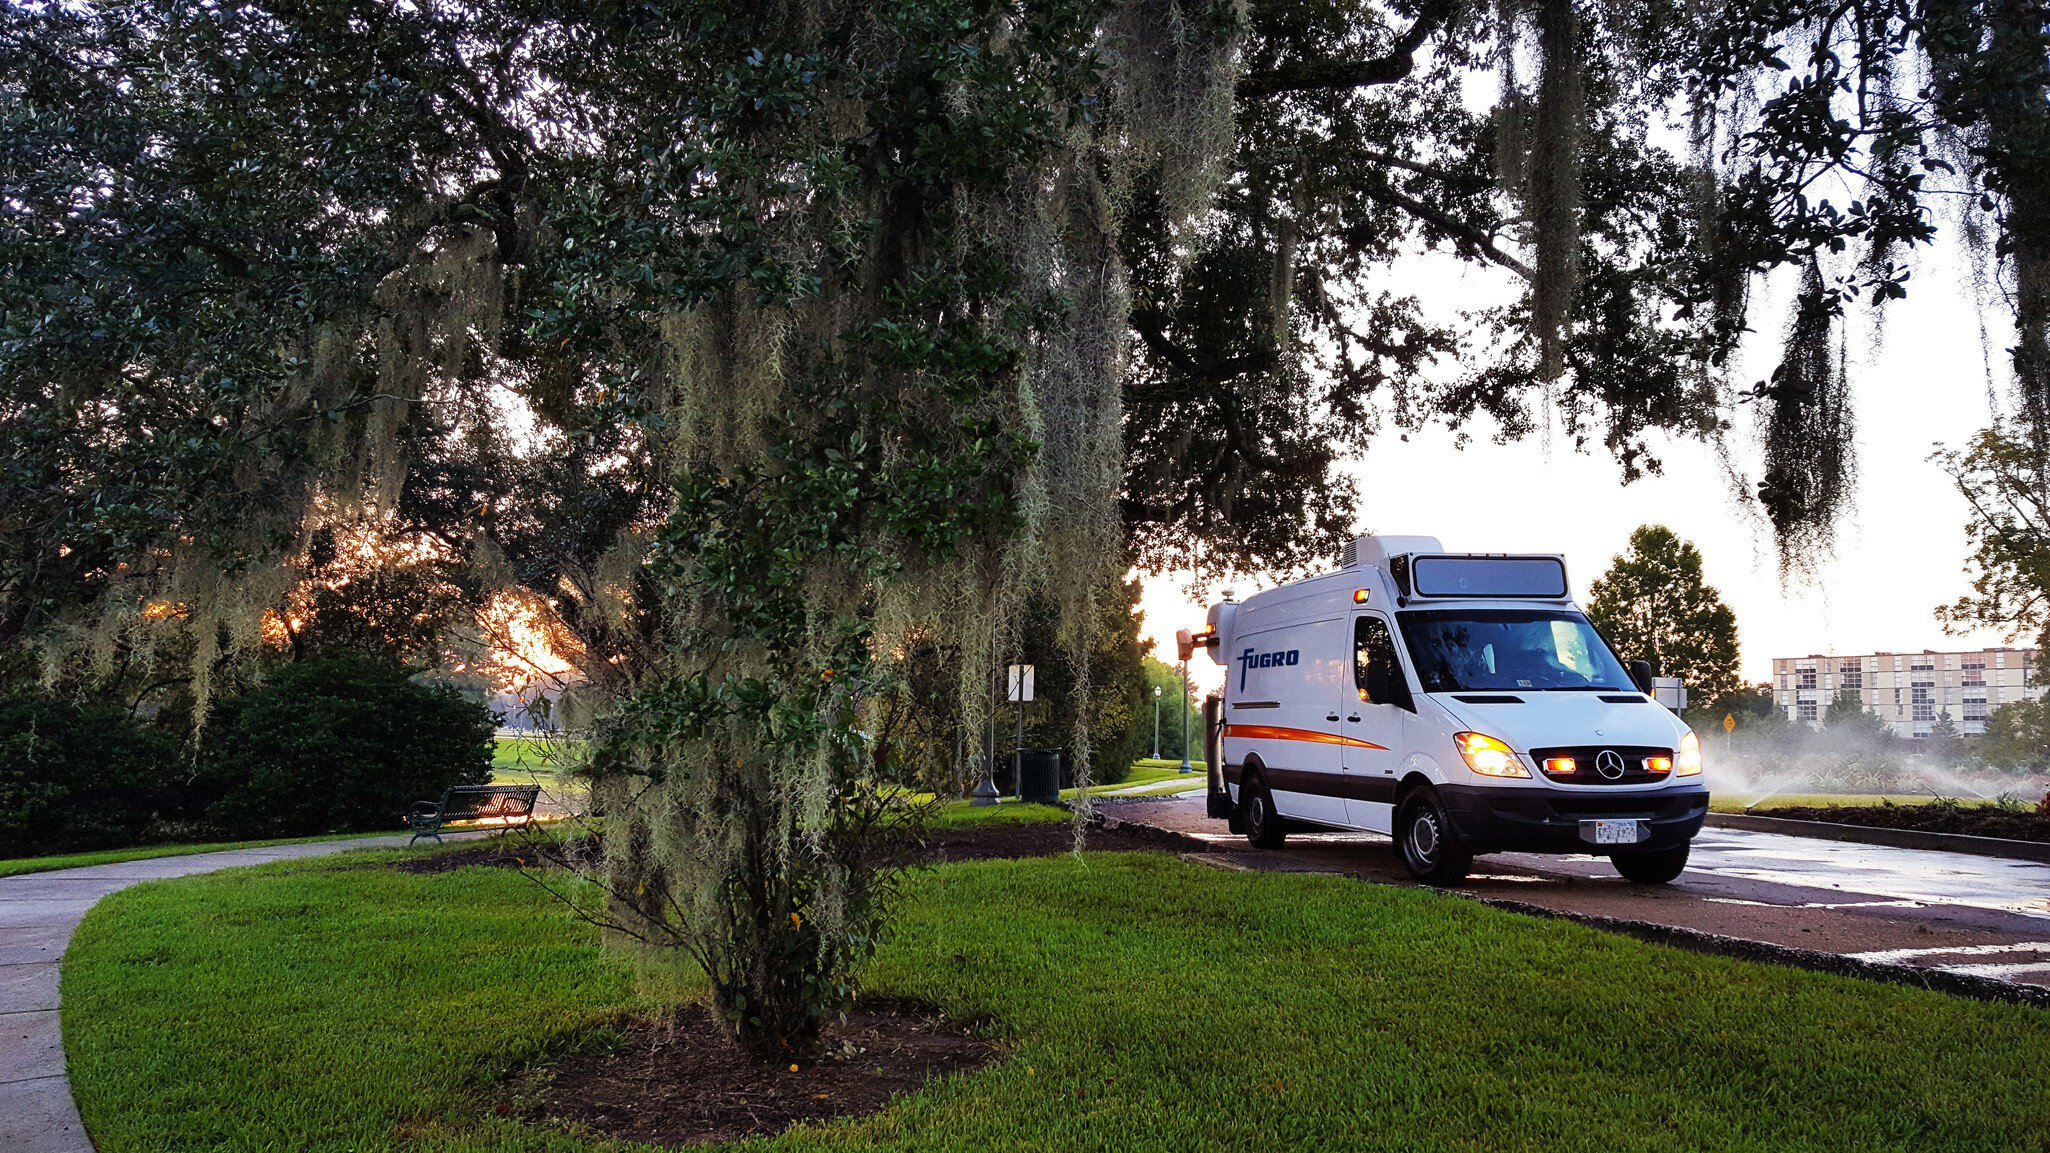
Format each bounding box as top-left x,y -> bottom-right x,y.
0,836 -> 420,1153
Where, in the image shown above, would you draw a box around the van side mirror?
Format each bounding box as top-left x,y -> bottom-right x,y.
1364,661 -> 1393,704
1363,661 -> 1415,712
1628,660 -> 1656,695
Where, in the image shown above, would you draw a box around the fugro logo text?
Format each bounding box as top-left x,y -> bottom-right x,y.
1237,646 -> 1300,691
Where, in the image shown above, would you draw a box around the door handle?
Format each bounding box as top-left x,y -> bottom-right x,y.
1324,713 -> 1340,722
1347,715 -> 1362,723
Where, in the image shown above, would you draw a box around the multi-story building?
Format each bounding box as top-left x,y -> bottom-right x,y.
1771,648 -> 2039,738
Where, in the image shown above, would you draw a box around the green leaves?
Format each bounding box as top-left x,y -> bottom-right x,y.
1586,524 -> 1744,707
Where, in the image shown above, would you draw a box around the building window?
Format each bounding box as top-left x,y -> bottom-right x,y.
1911,683 -> 1934,722
1839,663 -> 1863,688
1963,696 -> 1989,721
1911,658 -> 1934,672
1963,660 -> 1985,687
1797,701 -> 1819,722
1797,667 -> 1818,689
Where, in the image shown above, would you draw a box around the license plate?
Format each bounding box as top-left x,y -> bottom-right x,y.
1587,819 -> 1640,845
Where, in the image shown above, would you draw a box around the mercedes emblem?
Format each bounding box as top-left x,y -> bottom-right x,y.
1595,749 -> 1627,780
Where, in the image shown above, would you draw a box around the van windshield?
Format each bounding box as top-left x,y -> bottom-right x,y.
1396,609 -> 1633,693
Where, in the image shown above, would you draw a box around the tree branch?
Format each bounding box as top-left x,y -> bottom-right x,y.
1238,0 -> 1464,99
1359,183 -> 1533,278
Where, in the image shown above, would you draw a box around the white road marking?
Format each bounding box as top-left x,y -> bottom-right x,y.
1847,941 -> 2050,964
1937,961 -> 2050,979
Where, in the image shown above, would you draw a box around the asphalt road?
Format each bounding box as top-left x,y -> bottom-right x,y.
1101,794 -> 2050,989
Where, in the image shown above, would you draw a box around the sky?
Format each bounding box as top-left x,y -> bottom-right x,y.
1136,243 -> 2019,693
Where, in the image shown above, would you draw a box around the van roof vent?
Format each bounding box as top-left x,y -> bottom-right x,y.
1341,534 -> 1445,569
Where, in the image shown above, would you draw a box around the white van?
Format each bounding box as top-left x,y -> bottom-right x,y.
1179,535 -> 1708,885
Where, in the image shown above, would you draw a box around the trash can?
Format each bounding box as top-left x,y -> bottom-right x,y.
1015,747 -> 1061,805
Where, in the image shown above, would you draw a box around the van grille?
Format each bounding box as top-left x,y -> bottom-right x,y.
1547,793 -> 1701,818
1529,745 -> 1674,786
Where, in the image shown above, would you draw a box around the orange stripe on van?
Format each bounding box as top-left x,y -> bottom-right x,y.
1220,724 -> 1387,751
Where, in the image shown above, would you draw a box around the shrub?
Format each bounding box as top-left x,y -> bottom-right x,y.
0,696 -> 185,856
197,656 -> 494,838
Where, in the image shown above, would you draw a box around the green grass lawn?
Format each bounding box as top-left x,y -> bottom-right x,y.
0,831 -> 396,879
62,839 -> 2050,1151
493,736 -> 586,774
1079,759 -> 1205,797
924,800 -> 1070,829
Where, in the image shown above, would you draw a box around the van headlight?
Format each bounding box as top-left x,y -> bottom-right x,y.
1675,730 -> 1702,777
1454,732 -> 1529,778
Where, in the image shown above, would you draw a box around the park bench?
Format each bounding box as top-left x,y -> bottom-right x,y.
407,783 -> 542,844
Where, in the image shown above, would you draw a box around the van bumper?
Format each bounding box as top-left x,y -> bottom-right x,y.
1437,784 -> 1709,854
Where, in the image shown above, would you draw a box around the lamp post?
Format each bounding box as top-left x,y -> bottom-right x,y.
1152,685 -> 1162,760
970,661 -> 1000,806
1178,658 -> 1193,773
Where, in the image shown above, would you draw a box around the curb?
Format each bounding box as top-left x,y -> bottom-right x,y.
1706,812 -> 2050,865
1480,897 -> 2050,1010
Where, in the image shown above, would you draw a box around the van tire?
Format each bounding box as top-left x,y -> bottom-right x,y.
1241,774 -> 1287,850
1396,787 -> 1471,885
1611,843 -> 1689,885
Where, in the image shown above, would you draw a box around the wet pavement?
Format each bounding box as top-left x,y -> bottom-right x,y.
1100,794 -> 2050,990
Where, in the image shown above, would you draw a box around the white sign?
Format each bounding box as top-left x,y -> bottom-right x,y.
1007,664 -> 1035,703
1651,677 -> 1687,711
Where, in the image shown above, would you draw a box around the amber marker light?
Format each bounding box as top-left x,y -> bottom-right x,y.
1542,757 -> 1577,775
1675,730 -> 1703,776
1353,588 -> 1370,604
1455,732 -> 1529,778
1646,756 -> 1673,774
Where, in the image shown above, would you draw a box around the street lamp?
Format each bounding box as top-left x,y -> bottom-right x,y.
1152,684 -> 1162,760
1178,657 -> 1192,773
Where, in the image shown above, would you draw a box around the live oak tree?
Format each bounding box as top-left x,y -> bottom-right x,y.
1587,525 -> 1742,706
9,0 -> 2050,1058
3,0 -> 1241,1059
1125,0 -> 2050,572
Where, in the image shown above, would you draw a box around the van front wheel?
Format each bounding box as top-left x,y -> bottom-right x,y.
1241,775 -> 1287,850
1611,843 -> 1690,884
1396,788 -> 1472,886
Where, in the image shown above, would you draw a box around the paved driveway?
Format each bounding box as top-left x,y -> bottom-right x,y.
1105,796 -> 2050,989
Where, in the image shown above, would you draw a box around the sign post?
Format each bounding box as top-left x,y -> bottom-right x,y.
1008,664 -> 1034,797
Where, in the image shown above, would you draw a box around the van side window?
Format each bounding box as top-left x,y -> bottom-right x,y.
1354,616 -> 1408,707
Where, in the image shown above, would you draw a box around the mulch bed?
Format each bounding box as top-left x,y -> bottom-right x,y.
1752,803 -> 2050,844
398,815 -> 1202,874
466,814 -> 1199,1146
523,1003 -> 994,1148
925,818 -> 1202,861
